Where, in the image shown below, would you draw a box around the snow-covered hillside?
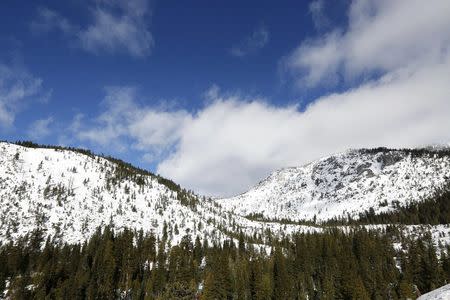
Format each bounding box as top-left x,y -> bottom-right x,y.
417,283 -> 450,300
0,142 -> 319,246
2,142 -> 450,248
217,148 -> 450,222
0,142 -> 207,244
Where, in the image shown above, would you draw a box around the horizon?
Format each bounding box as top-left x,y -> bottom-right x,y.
1,0 -> 450,196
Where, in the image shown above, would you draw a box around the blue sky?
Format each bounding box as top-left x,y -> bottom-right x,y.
1,0 -> 450,196
1,0 -> 345,115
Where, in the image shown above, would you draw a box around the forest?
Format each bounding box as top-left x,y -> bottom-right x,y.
1,226 -> 449,299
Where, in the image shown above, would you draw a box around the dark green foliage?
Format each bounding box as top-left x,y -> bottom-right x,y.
0,227 -> 447,299
342,184 -> 450,225
360,146 -> 450,159
272,246 -> 289,299
246,184 -> 450,228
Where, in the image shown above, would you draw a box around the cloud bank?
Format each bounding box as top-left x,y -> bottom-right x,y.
70,0 -> 450,197
73,55 -> 450,196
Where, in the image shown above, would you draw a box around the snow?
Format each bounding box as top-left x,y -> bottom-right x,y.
418,284 -> 450,300
1,142 -> 450,250
217,149 -> 450,222
0,142 -> 320,246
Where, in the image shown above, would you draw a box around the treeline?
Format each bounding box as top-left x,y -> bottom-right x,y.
359,146 -> 450,158
324,185 -> 450,226
0,227 -> 449,299
358,188 -> 450,225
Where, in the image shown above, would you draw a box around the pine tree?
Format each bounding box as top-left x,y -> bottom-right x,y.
95,236 -> 117,299
163,281 -> 196,300
152,239 -> 168,296
272,246 -> 289,299
202,251 -> 233,300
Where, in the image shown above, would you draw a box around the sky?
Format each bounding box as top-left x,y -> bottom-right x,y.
1,0 -> 450,197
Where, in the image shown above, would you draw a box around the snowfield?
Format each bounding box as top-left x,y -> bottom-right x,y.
217,148 -> 450,222
1,142 -> 450,250
0,142 -> 320,246
418,283 -> 450,300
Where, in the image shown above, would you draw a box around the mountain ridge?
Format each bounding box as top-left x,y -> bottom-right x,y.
217,147 -> 450,222
2,140 -> 450,248
0,141 -> 317,247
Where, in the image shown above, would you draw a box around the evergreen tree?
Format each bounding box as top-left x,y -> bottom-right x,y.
272,246 -> 289,299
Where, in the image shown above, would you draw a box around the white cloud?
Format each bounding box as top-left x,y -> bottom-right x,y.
0,63 -> 46,128
70,1 -> 450,197
32,0 -> 153,57
79,2 -> 153,57
282,0 -> 450,88
157,57 -> 450,196
28,117 -> 53,140
73,86 -> 191,155
230,25 -> 269,57
74,54 -> 450,196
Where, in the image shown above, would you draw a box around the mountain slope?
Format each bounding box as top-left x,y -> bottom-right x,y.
0,142 -> 207,244
217,148 -> 450,222
0,142 -> 319,246
2,141 -> 450,248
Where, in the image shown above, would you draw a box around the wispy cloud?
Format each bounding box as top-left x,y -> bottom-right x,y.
230,25 -> 269,57
70,86 -> 190,156
27,117 -> 53,140
31,0 -> 154,57
79,0 -> 153,57
0,62 -> 47,129
30,7 -> 75,35
309,0 -> 329,31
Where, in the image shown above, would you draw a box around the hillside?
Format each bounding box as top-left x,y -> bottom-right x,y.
0,141 -> 316,246
2,142 -> 450,298
0,142 -> 204,245
2,142 -> 450,247
217,148 -> 450,222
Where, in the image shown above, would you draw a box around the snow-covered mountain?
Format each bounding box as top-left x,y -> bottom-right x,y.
217,148 -> 450,222
0,142 -> 203,245
2,141 -> 450,248
0,141 -> 313,246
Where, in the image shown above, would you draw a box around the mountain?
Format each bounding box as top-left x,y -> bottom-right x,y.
0,141 -> 309,246
217,148 -> 450,222
2,141 -> 450,298
0,142 -> 202,245
2,141 -> 450,248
